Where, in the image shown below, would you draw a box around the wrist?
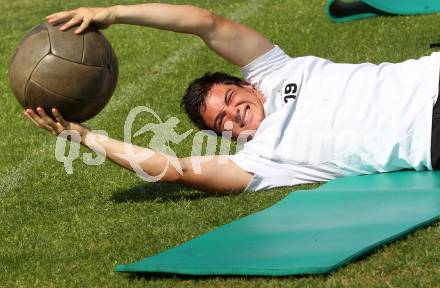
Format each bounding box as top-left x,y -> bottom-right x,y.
109,5 -> 122,24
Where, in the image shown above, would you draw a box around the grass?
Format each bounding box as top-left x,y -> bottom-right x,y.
1,0 -> 440,287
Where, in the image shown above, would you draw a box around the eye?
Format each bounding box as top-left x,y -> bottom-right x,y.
227,90 -> 234,104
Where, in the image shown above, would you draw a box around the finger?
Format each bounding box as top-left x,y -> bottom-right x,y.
36,107 -> 56,124
26,109 -> 44,124
60,15 -> 82,31
46,11 -> 65,18
23,110 -> 42,128
54,122 -> 65,134
46,11 -> 74,21
27,109 -> 56,133
75,18 -> 90,34
52,108 -> 67,125
36,107 -> 58,131
46,11 -> 75,25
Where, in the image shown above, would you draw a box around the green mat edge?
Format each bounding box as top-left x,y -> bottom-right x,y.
114,185 -> 440,276
325,0 -> 377,23
325,0 -> 440,23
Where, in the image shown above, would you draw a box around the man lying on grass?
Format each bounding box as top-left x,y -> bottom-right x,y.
24,3 -> 440,193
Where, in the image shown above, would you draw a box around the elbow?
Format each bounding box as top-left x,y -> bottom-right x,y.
161,159 -> 188,184
203,8 -> 217,27
193,7 -> 217,37
164,170 -> 183,184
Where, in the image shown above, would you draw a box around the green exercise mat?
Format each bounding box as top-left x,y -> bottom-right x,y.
116,171 -> 440,276
326,0 -> 440,23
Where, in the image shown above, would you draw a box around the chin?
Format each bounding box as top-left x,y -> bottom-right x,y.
252,117 -> 264,130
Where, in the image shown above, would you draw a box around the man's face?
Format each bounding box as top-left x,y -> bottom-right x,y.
201,83 -> 266,138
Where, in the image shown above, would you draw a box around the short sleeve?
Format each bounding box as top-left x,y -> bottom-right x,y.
228,151 -> 311,192
240,45 -> 292,89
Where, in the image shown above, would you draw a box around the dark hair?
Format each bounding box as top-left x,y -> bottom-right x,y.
181,72 -> 246,131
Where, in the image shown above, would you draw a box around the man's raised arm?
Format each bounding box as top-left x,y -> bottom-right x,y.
47,3 -> 274,67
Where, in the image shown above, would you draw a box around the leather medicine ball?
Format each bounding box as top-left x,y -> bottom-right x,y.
9,23 -> 118,122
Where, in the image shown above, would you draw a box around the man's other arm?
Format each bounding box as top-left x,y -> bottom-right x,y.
48,3 -> 274,67
25,108 -> 252,193
83,131 -> 253,193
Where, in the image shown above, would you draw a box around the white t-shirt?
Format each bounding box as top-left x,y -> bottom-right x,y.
229,46 -> 440,192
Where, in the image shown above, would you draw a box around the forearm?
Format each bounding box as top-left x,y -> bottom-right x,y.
82,131 -> 181,182
112,3 -> 213,36
111,3 -> 272,66
80,132 -> 250,193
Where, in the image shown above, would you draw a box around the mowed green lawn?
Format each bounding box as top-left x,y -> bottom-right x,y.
1,0 -> 440,287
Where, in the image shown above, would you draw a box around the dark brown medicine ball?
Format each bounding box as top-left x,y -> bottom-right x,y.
9,23 -> 118,122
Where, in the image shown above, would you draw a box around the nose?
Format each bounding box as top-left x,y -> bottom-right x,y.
224,105 -> 240,124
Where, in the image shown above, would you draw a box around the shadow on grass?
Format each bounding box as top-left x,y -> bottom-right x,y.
122,271 -> 328,282
111,182 -> 227,203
